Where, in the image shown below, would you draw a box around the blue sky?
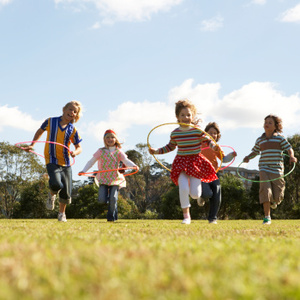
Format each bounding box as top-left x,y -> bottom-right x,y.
1,0 -> 300,180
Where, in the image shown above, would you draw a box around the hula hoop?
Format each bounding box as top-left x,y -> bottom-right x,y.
15,141 -> 75,166
147,122 -> 223,173
237,154 -> 296,183
78,166 -> 139,178
201,145 -> 236,171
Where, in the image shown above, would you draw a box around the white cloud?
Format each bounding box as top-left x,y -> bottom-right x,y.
55,0 -> 183,24
250,0 -> 266,5
0,105 -> 42,132
89,21 -> 101,30
200,15 -> 224,32
3,80 -> 300,145
84,100 -> 174,141
0,0 -> 13,6
83,79 -> 300,142
279,4 -> 300,23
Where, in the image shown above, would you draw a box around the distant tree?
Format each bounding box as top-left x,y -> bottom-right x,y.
0,141 -> 45,218
274,134 -> 300,219
123,144 -> 172,213
14,177 -> 57,219
243,177 -> 262,219
219,173 -> 248,219
68,184 -> 104,219
160,183 -> 182,219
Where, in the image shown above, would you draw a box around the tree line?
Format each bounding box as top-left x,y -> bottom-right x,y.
1,136 -> 300,220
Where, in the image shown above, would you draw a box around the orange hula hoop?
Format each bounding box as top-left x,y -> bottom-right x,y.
78,166 -> 139,177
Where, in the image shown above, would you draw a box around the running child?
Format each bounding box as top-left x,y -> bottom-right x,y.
23,100 -> 83,222
243,114 -> 297,225
199,122 -> 237,224
148,99 -> 218,224
79,129 -> 138,222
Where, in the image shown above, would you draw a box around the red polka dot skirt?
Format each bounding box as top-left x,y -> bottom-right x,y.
170,153 -> 218,186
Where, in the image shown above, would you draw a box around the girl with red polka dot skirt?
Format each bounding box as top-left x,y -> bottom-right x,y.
149,99 -> 218,224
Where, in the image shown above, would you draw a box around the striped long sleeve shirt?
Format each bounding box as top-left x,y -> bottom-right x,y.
251,133 -> 292,174
158,127 -> 213,156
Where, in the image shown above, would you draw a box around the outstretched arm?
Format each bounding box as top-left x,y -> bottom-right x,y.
223,151 -> 237,163
79,156 -> 97,175
243,151 -> 257,163
22,128 -> 44,151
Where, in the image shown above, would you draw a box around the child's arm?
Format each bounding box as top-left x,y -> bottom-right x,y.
243,151 -> 257,163
22,128 -> 44,151
121,157 -> 139,170
288,148 -> 297,164
78,156 -> 97,175
223,151 -> 237,163
149,147 -> 158,155
71,143 -> 82,157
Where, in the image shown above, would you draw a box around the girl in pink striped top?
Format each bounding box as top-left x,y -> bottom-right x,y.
149,99 -> 218,224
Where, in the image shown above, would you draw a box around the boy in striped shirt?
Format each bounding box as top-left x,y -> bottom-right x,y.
243,115 -> 297,225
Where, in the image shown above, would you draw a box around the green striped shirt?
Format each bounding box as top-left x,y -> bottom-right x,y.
252,133 -> 292,174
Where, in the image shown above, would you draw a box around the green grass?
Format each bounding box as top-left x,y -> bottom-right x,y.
1,219 -> 300,300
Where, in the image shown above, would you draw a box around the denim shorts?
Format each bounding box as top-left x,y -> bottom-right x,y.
46,163 -> 72,204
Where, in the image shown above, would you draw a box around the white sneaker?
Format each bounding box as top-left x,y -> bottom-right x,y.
46,192 -> 56,210
209,220 -> 218,224
181,218 -> 191,224
58,213 -> 67,222
262,217 -> 271,225
197,197 -> 205,207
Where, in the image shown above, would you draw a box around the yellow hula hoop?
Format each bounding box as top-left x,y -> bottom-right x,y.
147,122 -> 223,173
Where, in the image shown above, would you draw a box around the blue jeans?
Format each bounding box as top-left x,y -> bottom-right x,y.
46,163 -> 72,204
98,185 -> 119,221
201,178 -> 221,222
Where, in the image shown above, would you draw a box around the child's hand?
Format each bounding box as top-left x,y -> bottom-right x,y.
290,156 -> 297,164
232,151 -> 237,157
148,147 -> 157,155
22,145 -> 34,152
243,156 -> 250,163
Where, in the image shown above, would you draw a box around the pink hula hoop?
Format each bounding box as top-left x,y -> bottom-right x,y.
201,145 -> 236,171
78,166 -> 139,178
15,141 -> 75,166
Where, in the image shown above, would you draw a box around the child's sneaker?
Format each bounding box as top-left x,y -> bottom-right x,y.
58,212 -> 67,222
197,197 -> 206,207
270,202 -> 277,209
46,192 -> 56,210
181,218 -> 191,224
262,217 -> 271,225
209,220 -> 218,224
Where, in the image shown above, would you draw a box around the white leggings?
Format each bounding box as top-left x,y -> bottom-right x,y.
178,172 -> 202,209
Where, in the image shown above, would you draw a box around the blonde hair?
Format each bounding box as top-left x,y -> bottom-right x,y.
205,122 -> 221,142
175,99 -> 201,125
103,129 -> 122,149
63,100 -> 82,123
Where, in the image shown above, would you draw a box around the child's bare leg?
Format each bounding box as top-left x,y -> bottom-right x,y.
59,202 -> 66,214
183,207 -> 190,218
263,202 -> 271,217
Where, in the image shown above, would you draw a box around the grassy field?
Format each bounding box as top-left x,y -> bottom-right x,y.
0,219 -> 300,300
